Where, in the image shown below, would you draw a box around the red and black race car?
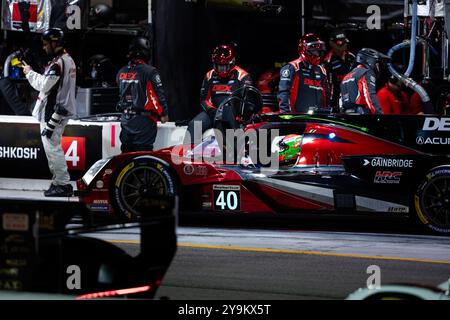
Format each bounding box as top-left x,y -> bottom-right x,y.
76,106 -> 450,235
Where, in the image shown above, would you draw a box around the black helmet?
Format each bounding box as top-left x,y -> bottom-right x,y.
42,28 -> 65,47
90,3 -> 114,25
356,48 -> 390,69
128,36 -> 151,60
329,29 -> 349,46
88,54 -> 115,84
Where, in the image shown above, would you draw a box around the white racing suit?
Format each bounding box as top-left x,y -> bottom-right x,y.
26,52 -> 76,186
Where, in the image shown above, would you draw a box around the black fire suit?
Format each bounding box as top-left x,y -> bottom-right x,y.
340,65 -> 382,114
117,59 -> 168,152
185,67 -> 252,144
277,57 -> 330,113
323,50 -> 355,111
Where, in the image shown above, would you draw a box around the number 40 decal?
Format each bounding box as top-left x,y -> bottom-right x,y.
215,191 -> 238,210
213,185 -> 241,211
61,137 -> 86,171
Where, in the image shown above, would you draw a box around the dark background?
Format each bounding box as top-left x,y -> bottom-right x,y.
153,0 -> 303,121
153,0 -> 408,121
0,0 -> 432,120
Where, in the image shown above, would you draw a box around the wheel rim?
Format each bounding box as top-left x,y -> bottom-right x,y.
119,166 -> 168,218
421,176 -> 450,230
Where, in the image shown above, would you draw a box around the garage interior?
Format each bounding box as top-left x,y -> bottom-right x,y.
0,0 -> 446,119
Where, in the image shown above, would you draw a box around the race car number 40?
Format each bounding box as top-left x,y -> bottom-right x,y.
213,185 -> 241,211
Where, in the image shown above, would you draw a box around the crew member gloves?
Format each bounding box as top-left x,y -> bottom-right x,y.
41,105 -> 69,139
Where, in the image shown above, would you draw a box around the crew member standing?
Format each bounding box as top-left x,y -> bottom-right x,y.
340,48 -> 391,114
23,28 -> 76,197
185,44 -> 252,143
323,29 -> 355,111
377,77 -> 410,114
116,36 -> 169,152
278,33 -> 330,113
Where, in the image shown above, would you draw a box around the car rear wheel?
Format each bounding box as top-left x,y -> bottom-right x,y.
111,157 -> 177,220
415,167 -> 450,235
364,293 -> 422,300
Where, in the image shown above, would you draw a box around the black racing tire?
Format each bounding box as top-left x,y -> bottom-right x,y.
364,293 -> 422,300
414,166 -> 450,235
111,156 -> 177,220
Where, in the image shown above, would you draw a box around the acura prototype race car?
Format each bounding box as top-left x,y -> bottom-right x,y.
77,88 -> 450,235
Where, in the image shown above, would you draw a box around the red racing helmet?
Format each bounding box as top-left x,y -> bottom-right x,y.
212,44 -> 236,78
298,33 -> 326,66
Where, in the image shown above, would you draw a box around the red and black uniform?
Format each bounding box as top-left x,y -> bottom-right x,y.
377,84 -> 409,114
323,50 -> 355,110
200,66 -> 252,114
185,66 -> 252,143
117,59 -> 168,152
340,65 -> 382,114
277,57 -> 330,113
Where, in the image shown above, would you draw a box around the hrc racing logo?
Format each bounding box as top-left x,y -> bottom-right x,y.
374,171 -> 402,184
62,137 -> 86,171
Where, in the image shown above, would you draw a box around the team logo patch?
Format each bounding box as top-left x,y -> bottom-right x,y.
374,171 -> 402,184
282,69 -> 290,78
183,164 -> 195,175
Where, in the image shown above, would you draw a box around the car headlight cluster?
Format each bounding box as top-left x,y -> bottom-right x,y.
82,157 -> 112,187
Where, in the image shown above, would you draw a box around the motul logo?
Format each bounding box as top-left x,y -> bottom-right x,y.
422,117 -> 450,131
373,171 -> 402,184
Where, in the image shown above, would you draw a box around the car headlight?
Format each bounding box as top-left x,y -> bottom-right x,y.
82,157 -> 112,187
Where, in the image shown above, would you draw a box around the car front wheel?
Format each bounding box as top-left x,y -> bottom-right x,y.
415,166 -> 450,235
111,157 -> 177,220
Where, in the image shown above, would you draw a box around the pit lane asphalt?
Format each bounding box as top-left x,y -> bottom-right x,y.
88,223 -> 450,300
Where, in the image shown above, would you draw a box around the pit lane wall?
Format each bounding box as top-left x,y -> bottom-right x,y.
0,115 -> 187,191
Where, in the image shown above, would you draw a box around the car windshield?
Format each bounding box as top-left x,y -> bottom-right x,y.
185,134 -> 223,161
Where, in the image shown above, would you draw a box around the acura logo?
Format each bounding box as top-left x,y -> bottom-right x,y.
416,136 -> 450,145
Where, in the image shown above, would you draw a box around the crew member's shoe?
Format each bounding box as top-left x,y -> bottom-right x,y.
44,184 -> 73,197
